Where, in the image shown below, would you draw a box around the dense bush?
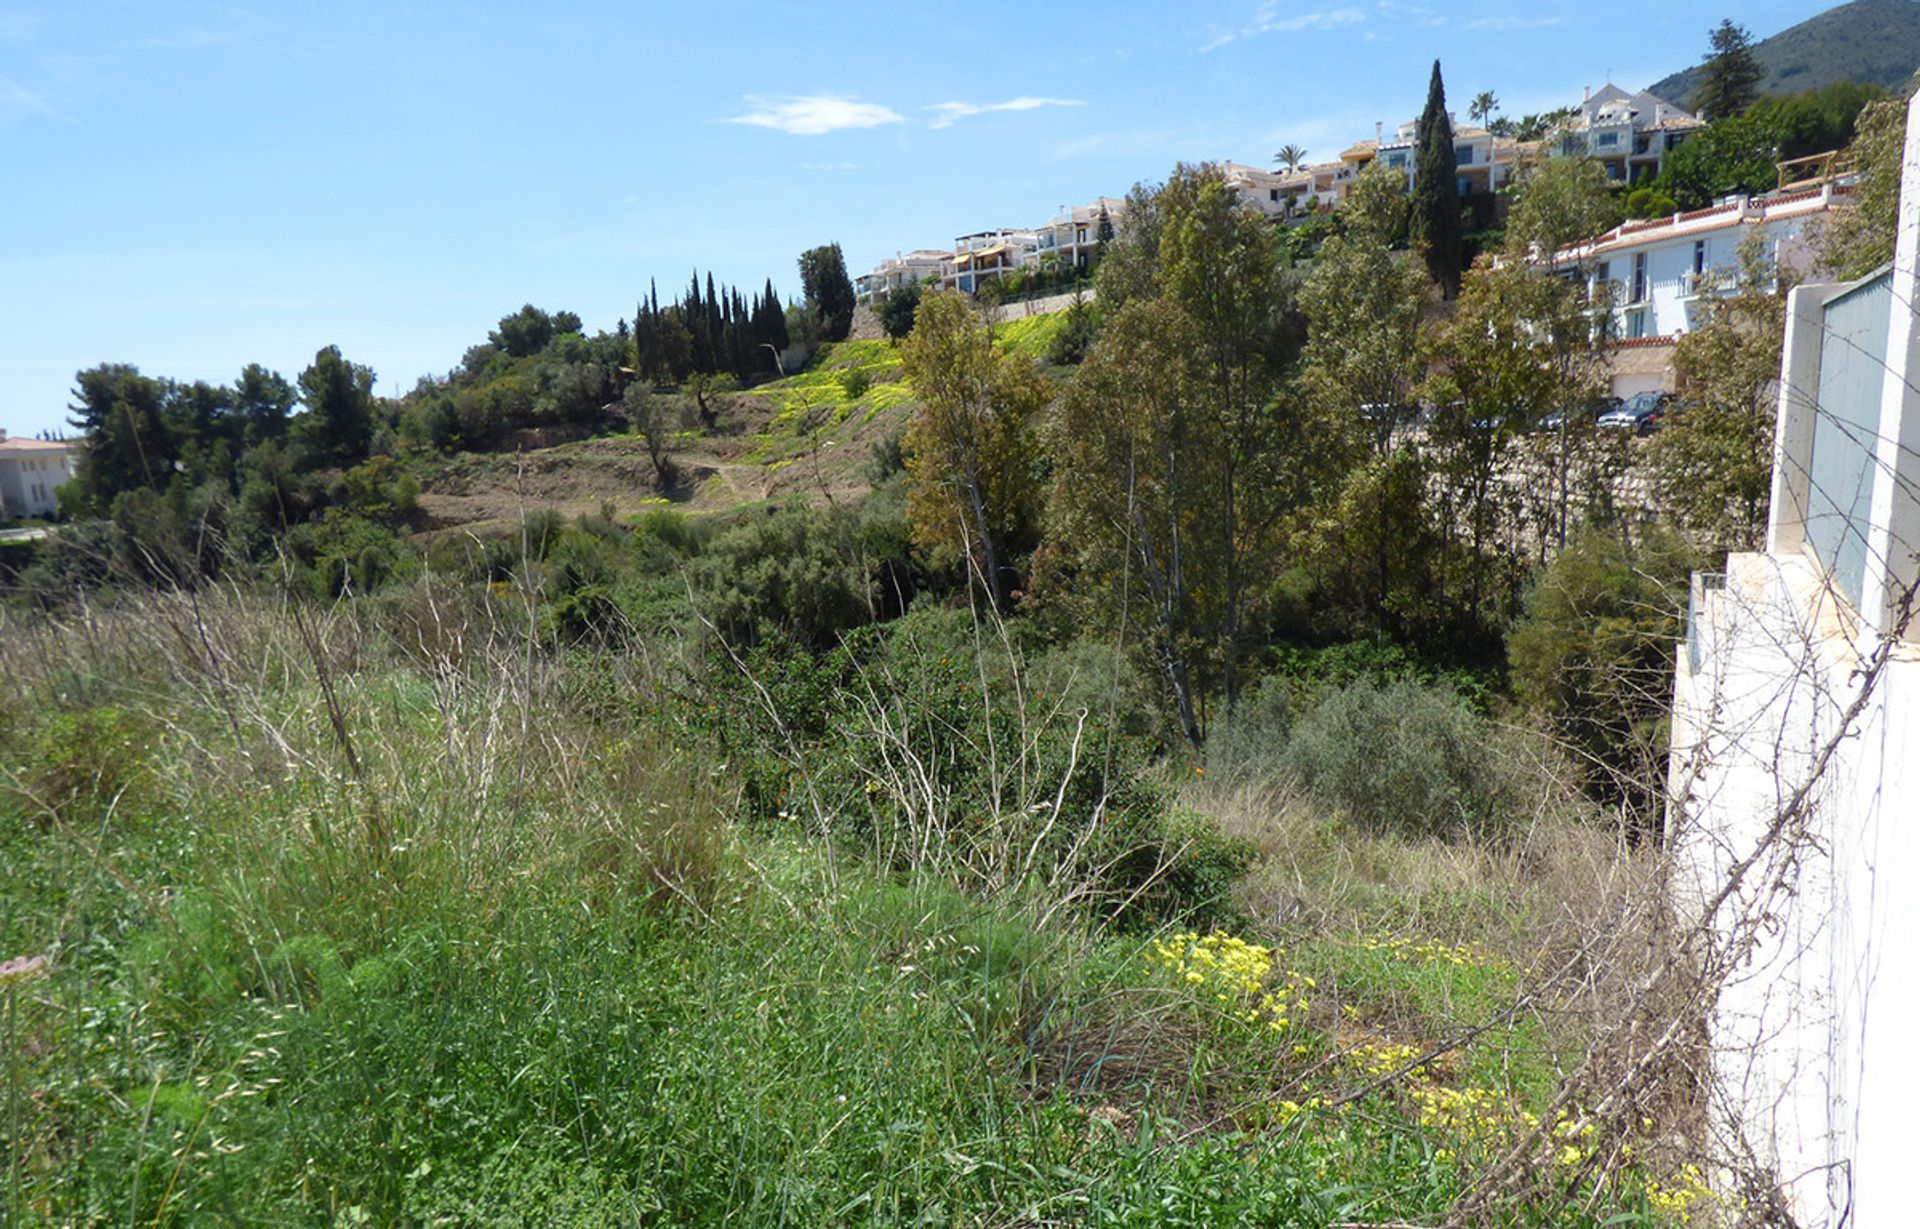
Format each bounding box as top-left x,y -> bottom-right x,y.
1509,525 -> 1695,829
1282,678 -> 1511,839
1045,300 -> 1101,365
1204,675 -> 1296,782
698,609 -> 1247,928
689,506 -> 877,649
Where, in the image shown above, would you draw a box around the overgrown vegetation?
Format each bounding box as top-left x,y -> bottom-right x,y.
12,55 -> 1892,1214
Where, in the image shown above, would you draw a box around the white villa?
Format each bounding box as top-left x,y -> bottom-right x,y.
1338,119 -> 1522,198
1547,182 -> 1854,395
853,250 -> 953,304
1555,84 -> 1705,183
0,431 -> 75,518
1669,89 -> 1920,1227
1223,162 -> 1344,218
1033,196 -> 1127,274
944,227 -> 1039,295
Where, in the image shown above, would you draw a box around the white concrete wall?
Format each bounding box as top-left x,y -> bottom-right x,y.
1600,219 -> 1806,339
1671,89 -> 1920,1226
0,451 -> 72,517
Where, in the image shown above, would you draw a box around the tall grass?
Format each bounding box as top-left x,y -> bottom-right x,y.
0,581 -> 1699,1225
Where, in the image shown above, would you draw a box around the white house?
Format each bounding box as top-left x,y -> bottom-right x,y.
0,431 -> 75,518
1668,89 -> 1920,1227
1033,196 -> 1126,273
1550,183 -> 1854,395
855,250 -> 953,304
1337,120 -> 1520,198
1555,84 -> 1704,183
1222,163 -> 1344,218
944,227 -> 1039,295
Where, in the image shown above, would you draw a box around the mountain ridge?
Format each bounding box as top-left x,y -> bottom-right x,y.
1651,0 -> 1920,106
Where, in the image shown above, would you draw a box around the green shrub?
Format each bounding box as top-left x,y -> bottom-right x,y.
1205,675 -> 1296,782
1282,679 -> 1510,839
7,703 -> 155,827
877,281 -> 922,339
1509,524 -> 1695,829
1046,301 -> 1100,365
838,366 -> 873,400
689,506 -> 875,649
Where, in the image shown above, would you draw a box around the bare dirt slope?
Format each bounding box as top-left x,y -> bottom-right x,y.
411,340 -> 923,537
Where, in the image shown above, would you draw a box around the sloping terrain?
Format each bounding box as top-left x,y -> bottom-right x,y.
1652,0 -> 1920,104
409,313 -> 1074,537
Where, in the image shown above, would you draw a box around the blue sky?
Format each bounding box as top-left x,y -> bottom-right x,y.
2,0 -> 1833,436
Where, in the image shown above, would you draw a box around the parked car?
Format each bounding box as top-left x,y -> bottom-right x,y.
1539,396 -> 1620,432
1597,391 -> 1673,436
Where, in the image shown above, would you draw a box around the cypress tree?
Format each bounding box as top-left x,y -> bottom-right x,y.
764,279 -> 789,351
1411,60 -> 1464,299
685,274 -> 711,374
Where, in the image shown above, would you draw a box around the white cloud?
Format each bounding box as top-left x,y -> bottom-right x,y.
1461,15 -> 1567,31
925,96 -> 1084,129
723,94 -> 904,136
0,74 -> 57,121
1201,4 -> 1367,52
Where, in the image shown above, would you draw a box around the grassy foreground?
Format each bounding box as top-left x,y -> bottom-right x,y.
0,588 -> 1706,1226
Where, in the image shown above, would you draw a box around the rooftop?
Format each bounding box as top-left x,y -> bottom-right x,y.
1554,182 -> 1855,262
0,432 -> 74,453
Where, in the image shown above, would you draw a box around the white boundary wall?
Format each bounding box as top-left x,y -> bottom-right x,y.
1670,90 -> 1920,1226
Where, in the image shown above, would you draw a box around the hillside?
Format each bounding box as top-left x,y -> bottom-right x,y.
411,310 -> 1079,536
1651,0 -> 1920,106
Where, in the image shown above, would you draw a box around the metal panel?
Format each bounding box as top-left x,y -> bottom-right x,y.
1805,270 -> 1892,611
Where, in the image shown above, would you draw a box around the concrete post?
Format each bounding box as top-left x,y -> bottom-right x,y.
1767,283 -> 1837,558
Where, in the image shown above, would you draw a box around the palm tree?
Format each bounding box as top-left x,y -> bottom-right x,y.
1469,91 -> 1499,128
1273,143 -> 1307,172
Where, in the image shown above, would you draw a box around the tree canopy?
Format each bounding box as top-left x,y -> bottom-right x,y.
1694,19 -> 1764,121
797,243 -> 857,343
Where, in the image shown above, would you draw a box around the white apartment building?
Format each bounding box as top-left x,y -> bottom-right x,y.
854,250 -> 953,304
1550,183 -> 1853,393
1555,84 -> 1704,183
1222,162 -> 1345,218
0,431 -> 75,518
1338,120 -> 1520,198
944,227 -> 1039,295
1034,196 -> 1126,272
1669,90 -> 1920,1228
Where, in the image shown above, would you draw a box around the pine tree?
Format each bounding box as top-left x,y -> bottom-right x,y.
1410,60 -> 1464,299
1694,19 -> 1763,122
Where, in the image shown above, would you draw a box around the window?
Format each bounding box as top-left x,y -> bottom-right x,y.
1626,308 -> 1648,339
1598,131 -> 1619,147
1631,252 -> 1648,302
1692,239 -> 1707,275
1385,152 -> 1406,168
1075,225 -> 1087,244
1270,188 -> 1279,201
1455,144 -> 1474,165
